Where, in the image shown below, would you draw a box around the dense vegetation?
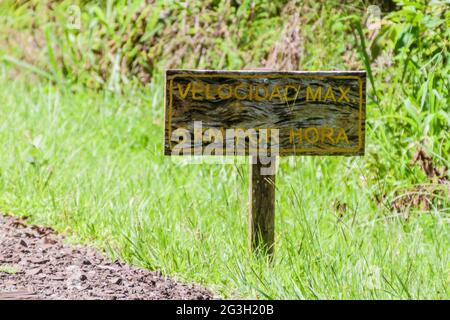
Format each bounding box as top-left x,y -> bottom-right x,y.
0,0 -> 448,298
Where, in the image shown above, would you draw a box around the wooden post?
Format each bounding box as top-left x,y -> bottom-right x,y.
249,156 -> 276,258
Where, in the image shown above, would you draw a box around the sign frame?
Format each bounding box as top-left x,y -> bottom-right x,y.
164,69 -> 366,157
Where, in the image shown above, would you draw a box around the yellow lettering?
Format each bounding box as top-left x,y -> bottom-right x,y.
218,84 -> 232,100
284,85 -> 300,101
254,85 -> 269,101
177,83 -> 191,100
335,128 -> 350,144
205,84 -> 215,100
248,84 -> 254,101
305,128 -> 319,144
338,86 -> 350,102
269,85 -> 283,100
234,84 -> 249,100
289,128 -> 303,144
323,86 -> 336,102
320,127 -> 335,144
306,86 -> 322,102
192,82 -> 203,100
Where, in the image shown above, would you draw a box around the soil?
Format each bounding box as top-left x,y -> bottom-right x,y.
0,214 -> 214,300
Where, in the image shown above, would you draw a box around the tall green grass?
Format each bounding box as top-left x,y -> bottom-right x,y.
0,66 -> 448,298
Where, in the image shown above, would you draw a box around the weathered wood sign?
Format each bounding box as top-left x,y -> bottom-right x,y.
165,70 -> 366,156
164,69 -> 366,258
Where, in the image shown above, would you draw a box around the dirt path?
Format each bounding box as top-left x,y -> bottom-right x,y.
0,214 -> 214,300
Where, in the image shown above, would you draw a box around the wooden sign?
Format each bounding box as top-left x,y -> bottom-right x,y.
164,69 -> 367,258
164,70 -> 366,156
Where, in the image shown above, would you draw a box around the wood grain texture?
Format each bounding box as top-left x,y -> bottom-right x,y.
249,157 -> 276,258
164,70 -> 366,156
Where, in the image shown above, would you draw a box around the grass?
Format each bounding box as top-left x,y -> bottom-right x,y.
0,265 -> 20,275
0,66 -> 447,299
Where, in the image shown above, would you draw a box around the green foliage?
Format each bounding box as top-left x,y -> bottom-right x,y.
363,0 -> 449,206
0,73 -> 447,299
1,0 -> 287,88
1,0 -> 367,87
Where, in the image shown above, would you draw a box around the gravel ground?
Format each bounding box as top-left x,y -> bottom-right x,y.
0,214 -> 214,300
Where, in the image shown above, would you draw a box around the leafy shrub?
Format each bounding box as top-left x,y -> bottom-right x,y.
364,0 -> 449,211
